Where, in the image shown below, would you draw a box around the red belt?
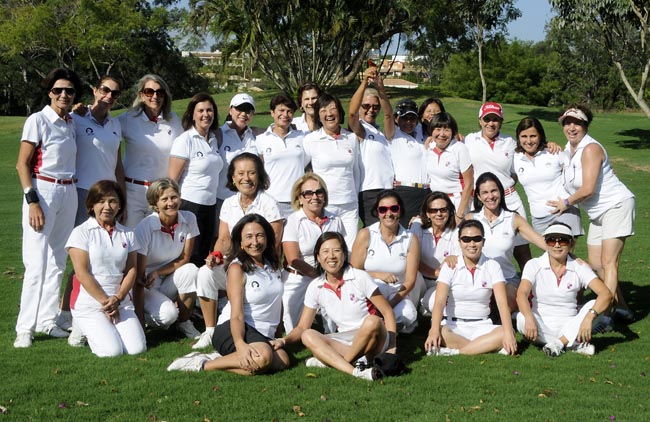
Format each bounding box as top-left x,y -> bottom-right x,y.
394,181 -> 430,189
32,174 -> 76,185
125,177 -> 152,187
504,185 -> 516,196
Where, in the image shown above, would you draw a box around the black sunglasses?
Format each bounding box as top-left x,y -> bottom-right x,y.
300,188 -> 326,199
427,207 -> 448,214
142,88 -> 166,97
98,85 -> 121,98
361,104 -> 380,111
545,236 -> 572,247
460,235 -> 484,243
50,87 -> 76,96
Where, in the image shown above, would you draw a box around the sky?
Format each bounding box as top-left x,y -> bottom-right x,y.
507,0 -> 555,42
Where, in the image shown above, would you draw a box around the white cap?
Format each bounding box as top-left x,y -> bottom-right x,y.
543,223 -> 573,238
230,93 -> 255,110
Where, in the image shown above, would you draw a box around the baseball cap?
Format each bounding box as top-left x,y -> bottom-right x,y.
543,223 -> 573,238
230,93 -> 255,111
558,108 -> 589,125
479,102 -> 503,119
394,99 -> 418,117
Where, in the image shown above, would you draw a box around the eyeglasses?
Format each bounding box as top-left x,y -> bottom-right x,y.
545,237 -> 572,247
235,106 -> 254,114
427,207 -> 448,214
361,104 -> 380,111
300,188 -> 326,199
97,85 -> 121,98
378,204 -> 400,214
141,88 -> 166,97
50,87 -> 76,96
460,235 -> 484,243
482,116 -> 502,123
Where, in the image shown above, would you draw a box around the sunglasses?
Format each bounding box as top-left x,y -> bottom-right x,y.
361,104 -> 380,111
235,105 -> 254,114
545,236 -> 572,247
141,88 -> 166,97
97,85 -> 121,98
50,87 -> 76,96
300,188 -> 326,199
482,116 -> 502,123
460,235 -> 484,243
427,207 -> 448,214
378,204 -> 400,214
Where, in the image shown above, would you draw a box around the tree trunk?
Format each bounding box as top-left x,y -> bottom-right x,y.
614,60 -> 650,117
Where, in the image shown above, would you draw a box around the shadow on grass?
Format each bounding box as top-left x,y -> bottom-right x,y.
614,129 -> 650,149
514,108 -> 561,122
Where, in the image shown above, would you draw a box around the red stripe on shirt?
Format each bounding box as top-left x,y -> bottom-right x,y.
30,143 -> 44,175
70,274 -> 82,310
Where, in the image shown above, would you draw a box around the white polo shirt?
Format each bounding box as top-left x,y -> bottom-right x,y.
410,219 -> 460,274
66,217 -> 137,306
303,127 -> 361,205
465,131 -> 516,188
134,210 -> 199,274
220,191 -> 282,233
363,222 -> 412,287
256,125 -> 308,203
217,259 -> 283,338
473,210 -> 518,281
358,120 -> 394,191
523,252 -> 597,318
282,208 -> 345,267
22,105 -> 76,180
514,150 -> 569,218
438,254 -> 505,319
389,127 -> 427,185
304,266 -> 379,333
170,127 -> 224,206
119,109 -> 182,181
216,122 -> 259,201
425,140 -> 472,195
72,110 -> 121,189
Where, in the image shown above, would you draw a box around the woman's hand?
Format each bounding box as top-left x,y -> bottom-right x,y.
577,316 -> 593,343
547,197 -> 569,214
523,316 -> 538,342
205,251 -> 224,269
236,343 -> 261,372
378,272 -> 399,284
442,255 -> 458,269
424,326 -> 441,353
28,203 -> 45,232
145,271 -> 159,288
270,338 -> 286,351
101,295 -> 121,324
546,141 -> 562,154
502,329 -> 518,355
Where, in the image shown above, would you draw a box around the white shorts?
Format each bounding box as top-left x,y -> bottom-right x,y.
532,206 -> 584,237
441,318 -> 499,341
327,327 -> 390,353
587,197 -> 635,245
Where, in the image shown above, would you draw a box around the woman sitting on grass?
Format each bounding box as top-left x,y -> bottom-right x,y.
167,214 -> 290,374
515,223 -> 613,357
274,231 -> 397,381
424,219 -> 517,356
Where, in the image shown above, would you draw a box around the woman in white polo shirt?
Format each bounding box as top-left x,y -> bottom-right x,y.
292,82 -> 322,133
168,93 -> 224,266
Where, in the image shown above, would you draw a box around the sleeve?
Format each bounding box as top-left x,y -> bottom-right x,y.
456,142 -> 472,173
169,132 -> 190,160
21,113 -> 42,145
410,218 -> 424,241
260,193 -> 283,223
126,230 -> 139,253
521,257 -> 539,285
65,224 -> 89,252
303,278 -> 322,309
282,214 -> 299,242
486,260 -> 506,285
436,263 -> 455,286
356,269 -> 380,298
184,211 -> 200,239
574,260 -> 598,288
134,219 -> 152,257
302,133 -> 313,164
219,197 -> 234,229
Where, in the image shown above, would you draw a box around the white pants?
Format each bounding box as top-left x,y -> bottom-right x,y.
282,271 -> 312,333
375,281 -> 417,331
326,202 -> 359,250
144,263 -> 198,328
124,182 -> 151,228
73,298 -> 146,357
16,179 -> 76,335
196,264 -> 227,300
515,299 -> 596,348
505,191 -> 528,247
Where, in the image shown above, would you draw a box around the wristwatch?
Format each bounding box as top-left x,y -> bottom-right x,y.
24,187 -> 39,204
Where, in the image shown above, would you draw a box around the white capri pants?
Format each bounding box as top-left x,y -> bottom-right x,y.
73,298 -> 147,357
375,281 -> 417,332
441,318 -> 500,340
144,263 -> 198,328
515,299 -> 596,348
282,271 -> 312,333
326,202 -> 359,249
124,182 -> 151,228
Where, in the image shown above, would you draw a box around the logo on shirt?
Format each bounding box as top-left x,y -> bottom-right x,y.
196,151 -> 203,158
368,134 -> 375,140
265,147 -> 272,155
445,161 -> 451,167
347,149 -> 353,154
167,129 -> 172,135
566,283 -> 573,289
349,293 -> 356,301
251,281 -> 260,289
367,249 -> 375,256
294,144 -> 302,150
224,145 -> 232,151
180,235 -> 186,243
518,167 -> 524,173
504,152 -> 509,157
122,242 -> 127,248
481,280 -> 488,288
85,127 -> 94,135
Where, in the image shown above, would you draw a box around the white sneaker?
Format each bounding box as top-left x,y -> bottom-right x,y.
56,310 -> 73,332
44,325 -> 70,338
176,320 -> 201,339
354,355 -> 369,369
205,351 -> 222,361
14,333 -> 33,348
68,323 -> 86,347
166,352 -> 210,372
352,365 -> 383,381
569,342 -> 595,356
497,348 -> 509,355
305,357 -> 327,368
542,340 -> 564,357
192,329 -> 214,350
427,347 -> 460,356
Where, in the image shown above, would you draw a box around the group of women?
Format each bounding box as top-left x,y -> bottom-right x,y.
14,67 -> 635,380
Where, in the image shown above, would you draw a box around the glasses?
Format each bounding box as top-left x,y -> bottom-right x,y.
141,88 -> 166,97
361,104 -> 380,111
482,116 -> 502,123
97,85 -> 121,98
545,237 -> 572,247
427,207 -> 448,214
378,204 -> 400,214
460,235 -> 484,243
235,106 -> 254,114
300,188 -> 326,199
50,87 -> 76,96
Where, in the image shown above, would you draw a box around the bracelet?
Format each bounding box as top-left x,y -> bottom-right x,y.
25,189 -> 40,204
455,213 -> 464,219
589,308 -> 599,317
563,198 -> 570,208
112,295 -> 122,304
210,251 -> 224,259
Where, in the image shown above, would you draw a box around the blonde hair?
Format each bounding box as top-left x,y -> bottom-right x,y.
290,173 -> 329,210
146,178 -> 180,211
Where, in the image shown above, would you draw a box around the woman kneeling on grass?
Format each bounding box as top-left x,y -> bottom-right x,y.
167,214 -> 290,374
514,223 -> 613,357
424,219 -> 517,357
275,231 -> 397,381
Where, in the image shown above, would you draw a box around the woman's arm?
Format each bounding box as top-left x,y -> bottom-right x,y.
515,279 -> 537,342
144,237 -> 196,286
376,75 -> 395,140
349,227 -> 370,269
456,166 -> 474,221
16,141 -> 45,231
283,241 -> 318,278
134,253 -> 148,327
348,69 -> 370,140
270,220 -> 284,258
424,280 -> 450,352
274,306 -> 318,349
549,143 -> 605,212
493,282 -> 517,355
368,289 -> 397,353
578,277 -> 614,343
227,263 -> 260,372
207,221 -> 232,267
167,156 -> 188,183
514,214 -> 547,251
389,234 -> 420,306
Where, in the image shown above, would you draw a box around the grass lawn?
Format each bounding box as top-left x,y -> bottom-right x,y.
1,90 -> 649,421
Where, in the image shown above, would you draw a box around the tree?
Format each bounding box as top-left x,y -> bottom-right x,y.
188,0 -> 428,95
549,0 -> 650,117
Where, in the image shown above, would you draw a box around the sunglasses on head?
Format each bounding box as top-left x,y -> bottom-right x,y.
378,204 -> 400,214
50,87 -> 76,96
97,85 -> 121,98
545,236 -> 572,247
300,188 -> 326,199
460,235 -> 484,243
427,207 -> 448,214
141,88 -> 166,97
361,103 -> 380,111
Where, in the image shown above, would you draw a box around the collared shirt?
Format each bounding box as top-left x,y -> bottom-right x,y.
410,218 -> 460,273
363,222 -> 413,287
170,127 -> 224,205
425,139 -> 472,195
220,190 -> 282,233
465,130 -> 516,188
389,127 -> 427,185
358,120 -> 394,191
72,110 -> 121,189
22,105 -> 77,179
282,208 -> 345,267
514,150 -> 569,218
472,210 -> 518,281
216,122 -> 258,200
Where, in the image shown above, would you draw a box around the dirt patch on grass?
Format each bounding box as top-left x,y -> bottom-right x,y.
610,157 -> 650,173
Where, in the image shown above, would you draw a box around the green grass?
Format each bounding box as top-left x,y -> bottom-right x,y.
1,92 -> 649,421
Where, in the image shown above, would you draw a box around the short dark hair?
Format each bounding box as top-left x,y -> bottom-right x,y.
314,93 -> 345,128
270,94 -> 298,112
427,112 -> 458,139
181,92 -> 219,132
370,189 -> 406,219
42,68 -> 83,102
95,75 -> 122,90
85,180 -> 126,221
419,191 -> 456,230
563,103 -> 593,127
226,152 -> 270,193
418,98 -> 446,121
313,231 -> 349,275
472,172 -> 512,213
515,117 -> 548,153
297,82 -> 322,104
228,214 -> 280,272
458,219 -> 485,237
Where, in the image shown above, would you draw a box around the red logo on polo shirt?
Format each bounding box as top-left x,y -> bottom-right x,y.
349,293 -> 356,301
180,235 -> 185,243
122,242 -> 127,248
481,281 -> 487,288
